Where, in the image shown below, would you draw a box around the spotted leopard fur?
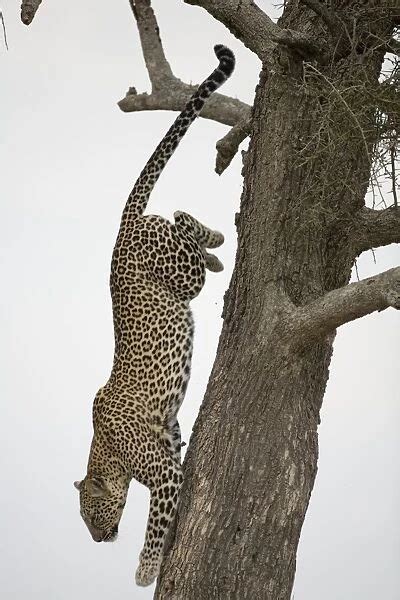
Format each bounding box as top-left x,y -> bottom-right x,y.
74,45 -> 235,586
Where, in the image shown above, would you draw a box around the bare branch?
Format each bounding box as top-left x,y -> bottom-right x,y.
184,0 -> 324,61
1,10 -> 8,49
118,85 -> 250,127
290,267 -> 400,345
215,118 -> 251,174
21,0 -> 42,25
352,206 -> 400,253
390,144 -> 398,207
128,0 -> 174,90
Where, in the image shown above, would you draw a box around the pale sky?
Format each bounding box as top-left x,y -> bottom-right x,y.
1,1 -> 399,599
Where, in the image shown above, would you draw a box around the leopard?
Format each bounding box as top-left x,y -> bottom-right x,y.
74,44 -> 235,587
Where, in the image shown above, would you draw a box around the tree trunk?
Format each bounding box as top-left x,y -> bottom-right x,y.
155,4 -> 393,598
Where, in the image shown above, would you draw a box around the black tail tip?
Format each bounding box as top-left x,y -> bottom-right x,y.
214,44 -> 235,75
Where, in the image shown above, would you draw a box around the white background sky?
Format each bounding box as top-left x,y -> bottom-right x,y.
1,1 -> 399,599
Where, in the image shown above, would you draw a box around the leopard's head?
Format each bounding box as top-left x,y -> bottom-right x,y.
74,475 -> 128,542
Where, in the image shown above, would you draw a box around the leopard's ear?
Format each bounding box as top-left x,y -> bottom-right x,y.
74,480 -> 83,491
86,476 -> 110,498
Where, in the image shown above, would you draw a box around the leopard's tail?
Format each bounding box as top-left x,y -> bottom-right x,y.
120,45 -> 235,225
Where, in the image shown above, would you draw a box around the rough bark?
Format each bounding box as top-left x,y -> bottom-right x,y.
155,2 -> 397,599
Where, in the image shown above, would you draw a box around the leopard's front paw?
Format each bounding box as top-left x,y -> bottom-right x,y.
135,555 -> 162,587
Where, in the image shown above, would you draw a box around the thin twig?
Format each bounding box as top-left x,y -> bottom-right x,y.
354,259 -> 360,281
386,38 -> 400,56
390,142 -> 398,207
306,63 -> 371,163
0,10 -> 8,50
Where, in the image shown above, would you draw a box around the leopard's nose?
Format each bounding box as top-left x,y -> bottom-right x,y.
87,524 -> 104,542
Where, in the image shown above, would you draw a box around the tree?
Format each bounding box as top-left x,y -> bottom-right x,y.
22,0 -> 400,598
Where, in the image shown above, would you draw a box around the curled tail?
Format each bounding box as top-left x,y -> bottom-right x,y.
120,45 -> 235,225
